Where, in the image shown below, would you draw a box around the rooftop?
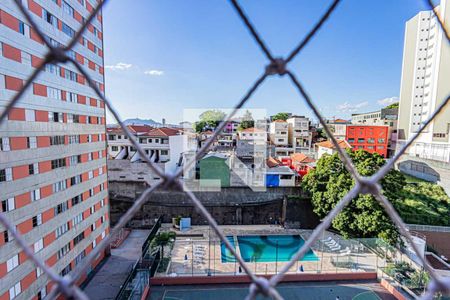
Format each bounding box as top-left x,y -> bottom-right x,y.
316,139 -> 351,150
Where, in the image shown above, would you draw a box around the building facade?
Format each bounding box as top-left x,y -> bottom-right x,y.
0,1 -> 109,299
346,125 -> 389,157
396,0 -> 450,189
269,120 -> 293,157
286,116 -> 312,153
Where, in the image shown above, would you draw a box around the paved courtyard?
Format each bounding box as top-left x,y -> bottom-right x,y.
83,229 -> 149,300
161,225 -> 383,277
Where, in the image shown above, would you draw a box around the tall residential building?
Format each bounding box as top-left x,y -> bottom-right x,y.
0,1 -> 109,299
269,120 -> 293,157
286,115 -> 312,153
397,0 -> 450,190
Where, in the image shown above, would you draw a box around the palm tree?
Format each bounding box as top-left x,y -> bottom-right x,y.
151,232 -> 176,259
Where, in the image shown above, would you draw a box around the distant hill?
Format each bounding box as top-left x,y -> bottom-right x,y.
107,118 -> 180,128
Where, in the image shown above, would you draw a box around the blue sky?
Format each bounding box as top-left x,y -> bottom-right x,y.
102,0 -> 429,124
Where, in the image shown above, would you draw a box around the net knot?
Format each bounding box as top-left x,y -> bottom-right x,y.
249,277 -> 272,297
47,47 -> 70,64
265,58 -> 287,76
358,178 -> 380,195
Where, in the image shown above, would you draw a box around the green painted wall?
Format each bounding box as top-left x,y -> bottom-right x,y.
199,156 -> 230,187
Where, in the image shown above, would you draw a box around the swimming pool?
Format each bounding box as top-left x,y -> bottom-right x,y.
221,236 -> 237,263
221,235 -> 318,263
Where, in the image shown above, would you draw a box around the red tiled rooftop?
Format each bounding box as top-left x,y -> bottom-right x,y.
315,139 -> 351,149
290,153 -> 315,163
144,127 -> 181,137
266,157 -> 282,168
240,127 -> 266,133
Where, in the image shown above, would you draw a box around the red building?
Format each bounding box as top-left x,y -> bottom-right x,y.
345,125 -> 389,157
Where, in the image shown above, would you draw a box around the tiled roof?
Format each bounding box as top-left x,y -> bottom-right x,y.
315,139 -> 351,149
144,127 -> 181,137
128,125 -> 153,133
290,153 -> 315,163
266,156 -> 282,168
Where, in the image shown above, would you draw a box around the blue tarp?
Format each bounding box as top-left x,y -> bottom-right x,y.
266,174 -> 279,187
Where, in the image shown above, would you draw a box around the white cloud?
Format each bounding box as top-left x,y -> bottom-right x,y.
377,96 -> 398,106
105,62 -> 132,71
144,69 -> 164,76
337,101 -> 369,113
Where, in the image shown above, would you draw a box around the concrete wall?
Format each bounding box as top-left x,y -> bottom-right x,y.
107,159 -> 165,186
108,182 -> 318,228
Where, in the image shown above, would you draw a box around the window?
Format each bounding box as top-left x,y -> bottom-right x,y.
51,158 -> 66,169
34,238 -> 44,253
367,146 -> 374,149
98,167 -> 103,175
45,64 -> 60,76
357,138 -> 365,143
0,137 -> 11,151
92,239 -> 97,249
7,254 -> 19,272
68,135 -> 80,144
108,135 -> 116,141
88,170 -> 94,179
64,69 -> 77,82
9,281 -> 21,299
91,223 -> 96,231
28,163 -> 39,175
54,201 -> 68,215
31,189 -> 41,201
2,198 -> 15,212
75,250 -> 86,265
378,146 -> 385,149
69,155 -> 81,166
161,150 -> 169,155
101,231 -> 106,239
36,267 -> 43,277
48,112 -> 63,123
55,222 -> 70,238
50,135 -> 65,146
53,179 -> 67,193
47,87 -> 61,99
67,91 -> 78,103
139,138 -> 147,144
27,136 -> 37,148
88,152 -> 93,161
367,138 -> 375,144
378,138 -> 385,143
18,21 -> 25,35
71,194 -> 83,206
37,287 -> 47,300
73,232 -> 85,246
62,22 -> 75,37
42,9 -> 57,27
62,0 -> 75,16
32,214 -> 42,227
0,168 -> 13,182
70,174 -> 82,186
90,206 -> 95,214
57,243 -> 71,259
72,213 -> 83,226
25,109 -> 35,121
111,146 -> 118,152
60,264 -> 72,276
347,138 -> 354,143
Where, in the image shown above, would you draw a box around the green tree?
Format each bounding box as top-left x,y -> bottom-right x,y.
151,231 -> 176,259
385,102 -> 399,109
302,150 -> 405,244
194,120 -> 207,133
199,110 -> 226,128
272,112 -> 289,121
238,110 -> 255,130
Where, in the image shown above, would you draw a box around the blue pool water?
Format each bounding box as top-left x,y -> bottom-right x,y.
222,235 -> 318,263
221,236 -> 237,263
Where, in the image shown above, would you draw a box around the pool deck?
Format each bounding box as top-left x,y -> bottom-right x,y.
160,225 -> 383,277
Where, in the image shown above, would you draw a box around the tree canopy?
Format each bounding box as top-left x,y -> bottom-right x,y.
302,150 -> 404,244
194,110 -> 226,132
238,110 -> 255,131
385,102 -> 399,109
272,112 -> 289,121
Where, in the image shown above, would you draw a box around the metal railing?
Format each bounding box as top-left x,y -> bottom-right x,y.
0,0 -> 449,299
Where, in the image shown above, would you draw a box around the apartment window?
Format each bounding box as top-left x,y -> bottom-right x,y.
367,138 -> 375,144
88,171 -> 94,179
367,146 -> 374,149
51,158 -> 66,169
18,21 -> 25,35
72,213 -> 83,226
378,138 -> 385,143
9,282 -> 21,299
69,135 -> 80,144
62,22 -> 75,37
37,287 -> 47,300
89,188 -> 94,197
73,232 -> 85,246
53,179 -> 67,193
90,206 -> 95,214
31,189 -> 41,201
2,198 -> 15,212
378,146 -> 385,149
92,239 -> 97,249
161,150 -> 169,155
62,0 -> 75,16
48,112 -> 63,123
55,222 -> 69,238
357,138 -> 365,143
70,174 -> 82,185
42,9 -> 57,27
347,138 -> 354,143
32,214 -> 42,227
139,138 -> 147,144
36,267 -> 43,277
87,134 -> 93,143
60,264 -> 72,276
101,215 -> 106,224
108,135 -> 116,141
50,135 -> 65,146
0,137 -> 11,151
45,64 -> 60,76
101,231 -> 106,239
75,250 -> 86,266
34,238 -> 44,253
25,109 -> 35,121
54,201 -> 68,215
69,155 -> 81,166
28,163 -> 39,175
67,91 -> 78,103
57,243 -> 71,259
27,136 -> 37,148
91,223 -> 96,232
98,167 -> 103,175
99,151 -> 103,159
0,168 -> 13,182
71,194 -> 83,206
88,152 -> 93,161
7,254 -> 19,272
100,199 -> 105,207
